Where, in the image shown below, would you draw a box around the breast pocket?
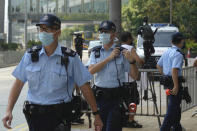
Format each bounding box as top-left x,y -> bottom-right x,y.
26,65 -> 41,89
50,66 -> 67,88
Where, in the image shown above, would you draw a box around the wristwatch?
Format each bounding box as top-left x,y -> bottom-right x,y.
92,110 -> 100,116
129,60 -> 136,64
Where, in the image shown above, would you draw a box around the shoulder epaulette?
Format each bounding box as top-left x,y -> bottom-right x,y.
61,46 -> 76,57
28,45 -> 42,53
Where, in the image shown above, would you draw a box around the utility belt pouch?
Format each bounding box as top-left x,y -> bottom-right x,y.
92,85 -> 104,101
160,75 -> 186,89
181,87 -> 192,104
93,85 -> 120,101
160,76 -> 173,87
23,101 -> 32,121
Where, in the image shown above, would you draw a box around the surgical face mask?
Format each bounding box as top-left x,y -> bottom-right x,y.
99,33 -> 111,45
39,32 -> 54,46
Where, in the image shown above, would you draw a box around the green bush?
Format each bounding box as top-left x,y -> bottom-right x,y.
186,39 -> 197,53
8,43 -> 19,50
0,43 -> 8,51
27,40 -> 42,48
0,43 -> 21,51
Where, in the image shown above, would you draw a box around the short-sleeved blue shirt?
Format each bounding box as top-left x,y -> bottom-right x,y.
12,44 -> 92,105
87,44 -> 130,88
157,45 -> 184,76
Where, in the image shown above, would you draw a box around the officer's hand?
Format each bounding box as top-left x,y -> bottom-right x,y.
122,50 -> 135,63
108,48 -> 120,60
2,111 -> 13,129
170,87 -> 179,95
94,115 -> 103,131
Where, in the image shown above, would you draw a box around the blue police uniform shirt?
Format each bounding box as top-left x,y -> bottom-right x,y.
12,44 -> 92,105
157,45 -> 184,76
87,44 -> 130,88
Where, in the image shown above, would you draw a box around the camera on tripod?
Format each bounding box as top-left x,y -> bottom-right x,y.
71,33 -> 82,38
137,17 -> 155,42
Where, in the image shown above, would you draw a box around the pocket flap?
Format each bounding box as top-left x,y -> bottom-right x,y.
26,65 -> 41,72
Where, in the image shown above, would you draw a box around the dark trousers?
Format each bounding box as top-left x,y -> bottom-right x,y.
97,98 -> 122,131
24,112 -> 62,131
160,90 -> 182,131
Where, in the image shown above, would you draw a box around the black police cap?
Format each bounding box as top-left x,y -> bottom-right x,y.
36,14 -> 61,29
172,32 -> 185,44
99,20 -> 116,32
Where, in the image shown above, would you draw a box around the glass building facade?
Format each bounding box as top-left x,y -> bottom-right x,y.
8,0 -> 129,44
10,0 -> 116,14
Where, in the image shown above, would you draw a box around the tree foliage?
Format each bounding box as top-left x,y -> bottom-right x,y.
122,0 -> 197,43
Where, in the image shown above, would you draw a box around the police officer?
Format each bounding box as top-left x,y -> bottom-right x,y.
87,21 -> 139,131
75,34 -> 84,60
157,32 -> 185,131
2,14 -> 103,131
121,31 -> 143,128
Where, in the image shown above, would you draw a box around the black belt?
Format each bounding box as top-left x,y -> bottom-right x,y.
95,86 -> 120,91
93,86 -> 121,101
122,81 -> 137,86
23,101 -> 71,115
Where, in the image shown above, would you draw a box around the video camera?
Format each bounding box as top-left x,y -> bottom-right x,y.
71,33 -> 82,38
137,17 -> 158,67
115,44 -> 126,52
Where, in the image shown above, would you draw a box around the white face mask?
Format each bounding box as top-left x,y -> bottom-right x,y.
99,33 -> 111,45
39,32 -> 54,46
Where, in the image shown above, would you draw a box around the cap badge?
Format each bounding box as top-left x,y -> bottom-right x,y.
43,15 -> 49,21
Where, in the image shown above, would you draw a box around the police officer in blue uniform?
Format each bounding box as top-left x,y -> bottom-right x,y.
87,21 -> 139,131
2,14 -> 103,131
157,32 -> 185,131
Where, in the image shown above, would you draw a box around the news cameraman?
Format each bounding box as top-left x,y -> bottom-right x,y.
120,31 -> 143,128
157,32 -> 185,131
74,34 -> 84,60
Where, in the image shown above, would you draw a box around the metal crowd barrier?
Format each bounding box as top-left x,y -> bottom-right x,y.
136,69 -> 166,127
135,67 -> 197,127
182,67 -> 197,114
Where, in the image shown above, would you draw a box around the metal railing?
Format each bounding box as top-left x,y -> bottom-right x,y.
182,67 -> 197,112
135,67 -> 197,127
136,69 -> 166,127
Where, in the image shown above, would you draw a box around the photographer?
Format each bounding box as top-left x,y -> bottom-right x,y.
120,31 -> 143,128
157,33 -> 185,131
